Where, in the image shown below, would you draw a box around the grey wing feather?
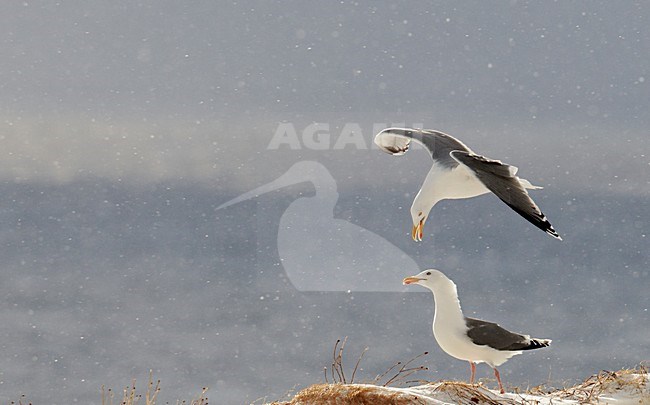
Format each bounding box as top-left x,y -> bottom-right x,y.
374,128 -> 471,169
450,150 -> 561,239
465,317 -> 532,351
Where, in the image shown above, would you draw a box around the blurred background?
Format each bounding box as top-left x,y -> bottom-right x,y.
0,1 -> 648,403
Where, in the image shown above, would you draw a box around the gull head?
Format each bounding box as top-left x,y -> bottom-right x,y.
402,269 -> 450,290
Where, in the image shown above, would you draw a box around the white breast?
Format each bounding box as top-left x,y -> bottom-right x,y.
420,163 -> 490,204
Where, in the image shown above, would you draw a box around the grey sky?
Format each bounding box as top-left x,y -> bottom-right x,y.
1,1 -> 648,191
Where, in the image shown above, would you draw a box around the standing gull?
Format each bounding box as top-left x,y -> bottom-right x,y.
374,128 -> 561,241
403,269 -> 551,394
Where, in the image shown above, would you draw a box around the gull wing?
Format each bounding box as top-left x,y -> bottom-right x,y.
374,128 -> 471,170
465,317 -> 533,351
450,150 -> 561,240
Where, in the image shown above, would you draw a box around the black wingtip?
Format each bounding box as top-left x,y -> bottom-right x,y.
525,338 -> 552,350
546,227 -> 564,241
539,223 -> 562,241
546,226 -> 562,241
503,201 -> 562,241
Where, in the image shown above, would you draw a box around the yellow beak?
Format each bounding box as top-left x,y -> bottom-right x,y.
411,217 -> 426,241
403,276 -> 424,285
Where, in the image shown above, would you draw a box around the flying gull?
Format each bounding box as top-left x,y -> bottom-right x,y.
374,128 -> 561,241
403,269 -> 551,394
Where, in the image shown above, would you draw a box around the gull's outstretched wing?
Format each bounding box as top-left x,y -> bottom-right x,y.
450,150 -> 561,240
374,128 -> 471,170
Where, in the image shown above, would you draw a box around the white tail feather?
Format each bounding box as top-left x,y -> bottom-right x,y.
519,178 -> 543,190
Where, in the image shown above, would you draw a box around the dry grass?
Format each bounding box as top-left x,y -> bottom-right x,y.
323,337 -> 429,388
373,351 -> 430,387
430,381 -> 518,405
269,383 -> 427,405
270,365 -> 649,405
542,365 -> 648,403
101,371 -> 209,405
269,381 -> 517,405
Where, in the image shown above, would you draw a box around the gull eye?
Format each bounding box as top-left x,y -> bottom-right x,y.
418,211 -> 423,217
426,271 -> 431,276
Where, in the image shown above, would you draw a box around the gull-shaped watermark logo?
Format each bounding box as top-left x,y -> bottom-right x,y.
217,160 -> 419,292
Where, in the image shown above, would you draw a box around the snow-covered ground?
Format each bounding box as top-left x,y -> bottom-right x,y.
270,368 -> 649,404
